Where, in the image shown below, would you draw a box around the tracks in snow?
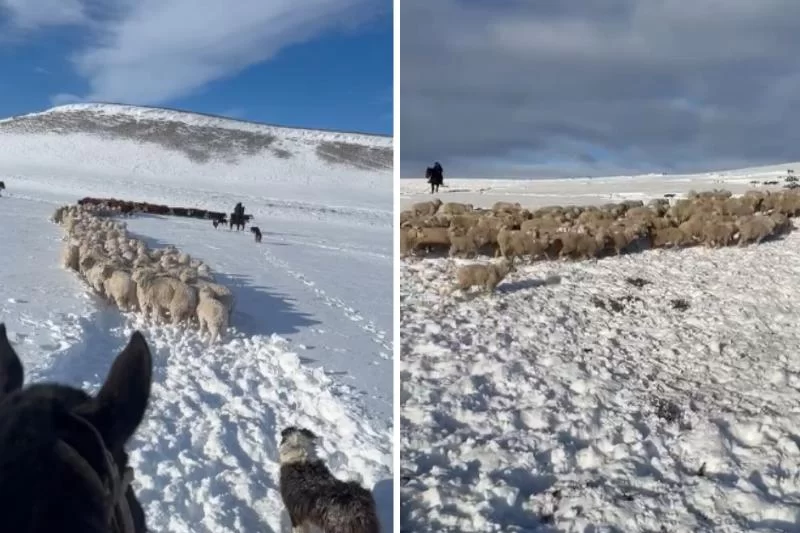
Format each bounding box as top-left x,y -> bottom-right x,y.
261,248 -> 393,357
128,318 -> 391,533
0,196 -> 392,533
13,305 -> 393,533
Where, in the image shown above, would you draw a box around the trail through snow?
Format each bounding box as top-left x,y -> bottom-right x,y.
1,185 -> 392,532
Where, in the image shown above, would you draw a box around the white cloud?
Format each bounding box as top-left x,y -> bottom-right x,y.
3,0 -> 385,106
0,0 -> 85,29
70,0 -> 381,104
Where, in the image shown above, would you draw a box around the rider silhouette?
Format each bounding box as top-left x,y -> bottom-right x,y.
428,162 -> 443,193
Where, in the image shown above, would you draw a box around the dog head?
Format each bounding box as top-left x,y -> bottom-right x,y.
279,426 -> 319,465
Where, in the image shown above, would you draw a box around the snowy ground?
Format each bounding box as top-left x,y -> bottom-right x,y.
400,171 -> 800,532
400,161 -> 800,210
1,148 -> 392,531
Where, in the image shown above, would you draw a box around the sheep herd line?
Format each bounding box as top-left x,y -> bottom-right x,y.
77,195 -> 253,224
400,188 -> 800,264
53,203 -> 234,343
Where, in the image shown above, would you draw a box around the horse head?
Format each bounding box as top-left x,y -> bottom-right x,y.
0,324 -> 153,532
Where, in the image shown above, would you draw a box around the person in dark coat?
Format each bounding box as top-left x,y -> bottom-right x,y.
427,162 -> 444,194
230,202 -> 246,229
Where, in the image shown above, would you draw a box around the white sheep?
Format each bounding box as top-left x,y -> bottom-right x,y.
196,287 -> 229,344
446,257 -> 515,295
447,226 -> 484,258
85,262 -> 116,295
60,243 -> 80,271
492,201 -> 522,213
78,249 -> 105,277
737,214 -> 775,246
103,270 -> 138,311
51,205 -> 70,224
136,272 -> 198,325
194,279 -> 234,320
496,227 -> 548,261
56,202 -> 239,335
441,202 -> 474,216
132,256 -> 151,269
410,199 -> 443,217
196,263 -> 213,280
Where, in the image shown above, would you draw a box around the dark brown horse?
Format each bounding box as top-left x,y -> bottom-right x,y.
0,324 -> 153,533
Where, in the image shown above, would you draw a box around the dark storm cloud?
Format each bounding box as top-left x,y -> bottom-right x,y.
400,0 -> 800,177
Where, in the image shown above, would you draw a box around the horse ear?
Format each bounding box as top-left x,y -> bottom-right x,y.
85,331 -> 152,448
0,324 -> 24,398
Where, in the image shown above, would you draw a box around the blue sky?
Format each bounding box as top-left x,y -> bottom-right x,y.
0,0 -> 392,135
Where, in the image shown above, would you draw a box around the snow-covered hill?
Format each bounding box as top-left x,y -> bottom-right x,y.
1,103 -> 392,210
0,104 -> 393,532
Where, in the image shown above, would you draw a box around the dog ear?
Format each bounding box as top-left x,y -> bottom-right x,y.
300,428 -> 318,440
280,426 -> 297,442
0,324 -> 24,398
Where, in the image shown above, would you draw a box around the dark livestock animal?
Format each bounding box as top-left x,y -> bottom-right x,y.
229,212 -> 246,231
0,323 -> 152,533
211,213 -> 227,229
0,181 -> 5,197
229,202 -> 247,231
250,226 -> 262,243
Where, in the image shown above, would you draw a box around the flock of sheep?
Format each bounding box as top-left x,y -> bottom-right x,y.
401,188 -> 800,296
53,203 -> 234,343
401,188 -> 800,263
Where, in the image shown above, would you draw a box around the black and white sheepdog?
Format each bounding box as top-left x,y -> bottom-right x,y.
250,226 -> 262,243
279,426 -> 380,533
